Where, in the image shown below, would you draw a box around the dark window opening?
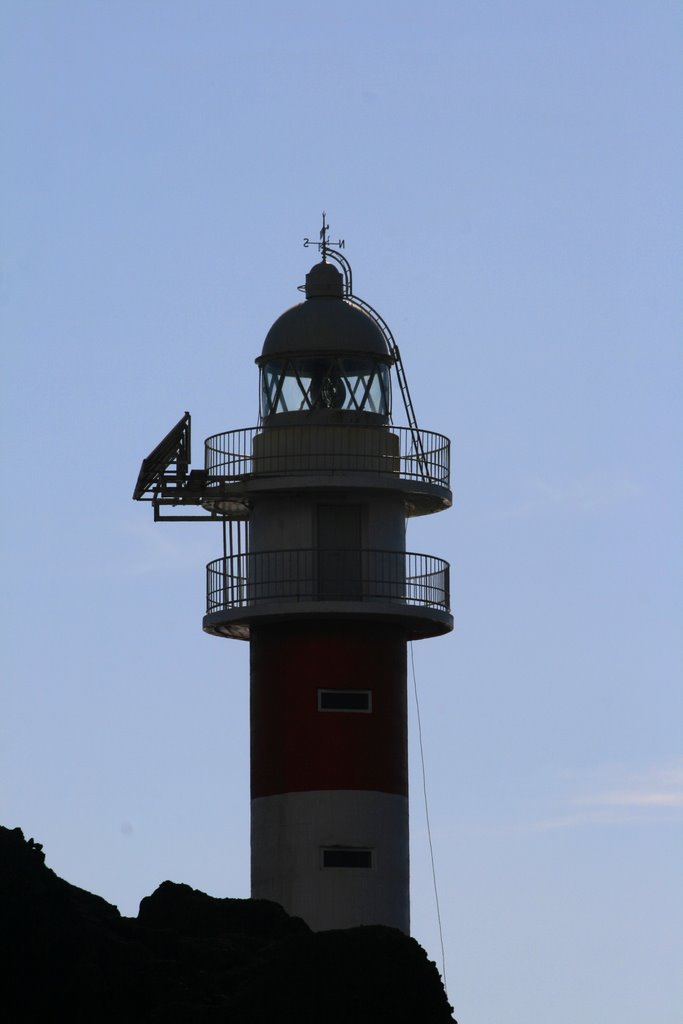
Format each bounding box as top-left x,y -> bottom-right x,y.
318,689 -> 372,712
322,848 -> 373,869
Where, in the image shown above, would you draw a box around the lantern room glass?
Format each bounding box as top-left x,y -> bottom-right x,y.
260,356 -> 391,418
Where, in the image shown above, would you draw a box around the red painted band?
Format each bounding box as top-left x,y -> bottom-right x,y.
250,622 -> 408,798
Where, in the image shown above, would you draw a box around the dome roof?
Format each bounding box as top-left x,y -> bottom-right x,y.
258,262 -> 392,363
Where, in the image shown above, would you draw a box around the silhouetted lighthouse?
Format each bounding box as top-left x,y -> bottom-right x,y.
134,220 -> 452,932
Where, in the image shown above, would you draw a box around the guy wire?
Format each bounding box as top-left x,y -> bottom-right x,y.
410,640 -> 448,994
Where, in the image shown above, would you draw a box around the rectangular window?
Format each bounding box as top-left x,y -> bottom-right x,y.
322,848 -> 373,869
318,689 -> 372,713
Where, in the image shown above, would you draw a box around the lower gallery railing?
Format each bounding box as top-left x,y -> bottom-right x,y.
206,549 -> 450,614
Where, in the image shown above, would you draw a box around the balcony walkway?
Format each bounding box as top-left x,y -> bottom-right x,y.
203,548 -> 453,641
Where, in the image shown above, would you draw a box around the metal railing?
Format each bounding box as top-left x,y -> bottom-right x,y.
204,425 -> 450,487
206,548 -> 450,615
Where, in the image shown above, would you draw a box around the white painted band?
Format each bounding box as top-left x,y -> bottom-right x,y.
251,789 -> 409,933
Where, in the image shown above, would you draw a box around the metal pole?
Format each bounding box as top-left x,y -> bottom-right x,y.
222,517 -> 228,611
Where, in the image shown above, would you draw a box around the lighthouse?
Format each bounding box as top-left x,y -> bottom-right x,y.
134,221 -> 452,933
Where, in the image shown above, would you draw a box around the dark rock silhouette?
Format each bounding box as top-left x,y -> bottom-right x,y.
2,826 -> 455,1021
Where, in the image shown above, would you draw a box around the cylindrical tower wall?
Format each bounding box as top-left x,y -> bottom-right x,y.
248,490 -> 406,554
251,425 -> 400,475
250,621 -> 409,932
247,488 -> 407,604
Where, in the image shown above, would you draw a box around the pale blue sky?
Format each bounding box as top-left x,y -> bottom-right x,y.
1,2 -> 681,1021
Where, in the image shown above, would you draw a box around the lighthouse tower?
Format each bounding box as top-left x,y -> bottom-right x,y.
134,223 -> 452,933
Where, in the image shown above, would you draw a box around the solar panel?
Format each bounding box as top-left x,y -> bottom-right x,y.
133,412 -> 191,500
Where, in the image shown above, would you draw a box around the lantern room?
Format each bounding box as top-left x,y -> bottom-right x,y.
257,261 -> 394,424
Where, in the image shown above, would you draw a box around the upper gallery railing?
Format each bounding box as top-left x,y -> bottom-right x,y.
204,425 -> 450,488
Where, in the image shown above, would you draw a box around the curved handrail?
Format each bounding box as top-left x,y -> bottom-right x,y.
346,292 -> 427,477
204,425 -> 450,488
206,548 -> 450,615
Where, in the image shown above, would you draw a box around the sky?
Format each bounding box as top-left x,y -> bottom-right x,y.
1,1 -> 681,1020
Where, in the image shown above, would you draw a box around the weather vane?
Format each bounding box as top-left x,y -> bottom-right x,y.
303,211 -> 345,262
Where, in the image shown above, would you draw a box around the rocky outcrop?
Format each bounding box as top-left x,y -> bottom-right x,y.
1,826 -> 455,1021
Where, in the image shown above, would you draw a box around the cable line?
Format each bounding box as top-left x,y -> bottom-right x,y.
410,641 -> 448,994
